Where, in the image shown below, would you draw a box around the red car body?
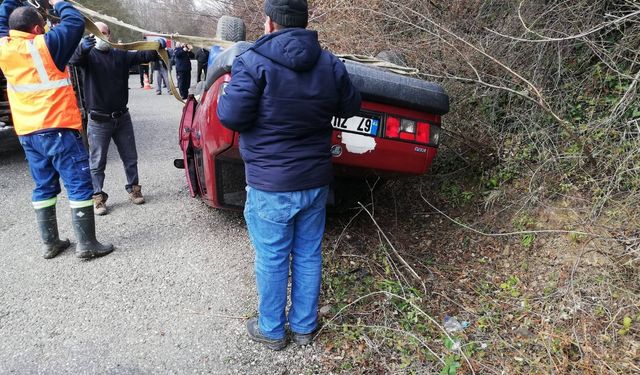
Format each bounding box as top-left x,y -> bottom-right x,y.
178,57 -> 448,210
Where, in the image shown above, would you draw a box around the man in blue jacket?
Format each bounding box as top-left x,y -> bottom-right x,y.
217,0 -> 361,351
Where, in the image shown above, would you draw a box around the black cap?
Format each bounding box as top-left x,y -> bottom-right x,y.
264,0 -> 308,28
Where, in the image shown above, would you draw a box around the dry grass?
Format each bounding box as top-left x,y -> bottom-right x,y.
221,1 -> 640,373
319,171 -> 639,374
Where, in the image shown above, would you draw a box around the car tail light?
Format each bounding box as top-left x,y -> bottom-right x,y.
385,116 -> 400,138
400,119 -> 416,134
416,122 -> 429,144
385,115 -> 435,145
430,125 -> 441,145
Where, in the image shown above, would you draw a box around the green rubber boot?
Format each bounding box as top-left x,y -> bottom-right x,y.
71,206 -> 114,259
35,205 -> 70,259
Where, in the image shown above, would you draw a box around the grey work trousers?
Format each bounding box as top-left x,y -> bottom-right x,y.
87,112 -> 139,195
155,66 -> 169,94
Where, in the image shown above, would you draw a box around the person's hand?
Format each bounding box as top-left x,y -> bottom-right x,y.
81,35 -> 96,53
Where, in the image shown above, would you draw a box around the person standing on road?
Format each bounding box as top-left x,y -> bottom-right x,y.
154,44 -> 170,95
195,47 -> 209,83
138,62 -> 150,88
69,22 -> 165,215
173,42 -> 194,99
0,0 -> 113,259
217,0 -> 361,351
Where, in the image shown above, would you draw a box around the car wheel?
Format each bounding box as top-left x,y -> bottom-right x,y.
343,59 -> 449,115
216,16 -> 246,43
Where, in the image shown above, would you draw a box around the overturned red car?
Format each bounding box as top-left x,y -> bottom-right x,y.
176,42 -> 449,211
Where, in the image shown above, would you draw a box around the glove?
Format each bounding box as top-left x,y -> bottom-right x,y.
158,38 -> 166,50
81,35 -> 96,53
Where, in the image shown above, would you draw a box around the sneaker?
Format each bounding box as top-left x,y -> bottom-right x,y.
291,325 -> 321,346
156,92 -> 161,95
129,185 -> 145,205
246,318 -> 287,351
93,193 -> 108,216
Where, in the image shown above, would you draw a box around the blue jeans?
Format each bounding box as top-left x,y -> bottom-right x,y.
87,112 -> 139,194
19,129 -> 93,202
244,185 -> 329,340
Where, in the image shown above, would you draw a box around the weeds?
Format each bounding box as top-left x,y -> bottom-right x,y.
318,171 -> 639,374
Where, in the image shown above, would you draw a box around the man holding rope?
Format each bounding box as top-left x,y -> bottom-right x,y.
69,22 -> 165,215
0,0 -> 114,259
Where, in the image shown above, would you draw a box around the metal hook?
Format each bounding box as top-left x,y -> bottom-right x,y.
27,0 -> 41,9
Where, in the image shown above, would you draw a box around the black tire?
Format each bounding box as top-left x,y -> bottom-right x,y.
216,16 -> 246,43
376,50 -> 407,67
343,60 -> 450,115
0,126 -> 20,154
204,41 -> 252,91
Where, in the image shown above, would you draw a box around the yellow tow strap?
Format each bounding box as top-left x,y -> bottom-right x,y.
67,0 -> 231,102
33,1 -> 420,102
37,1 -> 235,103
81,20 -> 184,101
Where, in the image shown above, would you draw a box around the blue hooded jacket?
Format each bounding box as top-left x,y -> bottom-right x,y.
217,28 -> 361,192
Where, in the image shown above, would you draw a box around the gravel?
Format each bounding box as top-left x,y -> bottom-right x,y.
0,71 -> 328,374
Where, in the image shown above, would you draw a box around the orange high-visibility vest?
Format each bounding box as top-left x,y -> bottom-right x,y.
0,30 -> 82,136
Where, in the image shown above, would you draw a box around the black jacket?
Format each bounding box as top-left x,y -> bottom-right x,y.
173,47 -> 194,72
196,48 -> 209,65
70,47 -> 157,112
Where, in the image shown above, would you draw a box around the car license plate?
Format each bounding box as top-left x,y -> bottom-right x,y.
332,115 -> 380,136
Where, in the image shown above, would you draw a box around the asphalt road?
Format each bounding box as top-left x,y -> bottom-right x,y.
0,72 -> 326,374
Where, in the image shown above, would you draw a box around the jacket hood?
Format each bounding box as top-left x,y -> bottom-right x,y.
251,28 -> 321,72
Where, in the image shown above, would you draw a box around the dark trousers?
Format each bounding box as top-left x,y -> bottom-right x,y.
87,112 -> 139,194
176,70 -> 191,99
139,65 -> 149,87
196,63 -> 207,83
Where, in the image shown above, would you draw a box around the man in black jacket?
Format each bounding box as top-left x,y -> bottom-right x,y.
69,22 -> 165,215
195,47 -> 209,83
173,42 -> 194,99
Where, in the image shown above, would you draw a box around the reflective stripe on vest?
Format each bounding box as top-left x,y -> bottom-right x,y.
6,40 -> 72,94
0,31 -> 82,136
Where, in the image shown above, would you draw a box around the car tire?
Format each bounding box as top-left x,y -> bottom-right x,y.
204,41 -> 252,91
343,60 -> 450,115
216,16 -> 246,43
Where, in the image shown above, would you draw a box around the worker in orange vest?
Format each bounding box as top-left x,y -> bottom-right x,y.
0,0 -> 113,259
